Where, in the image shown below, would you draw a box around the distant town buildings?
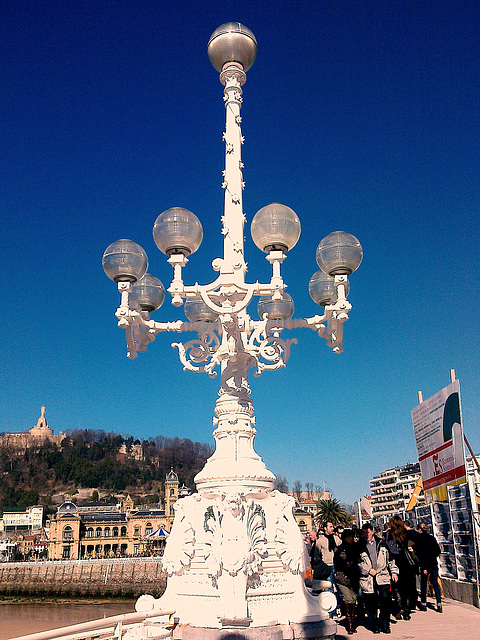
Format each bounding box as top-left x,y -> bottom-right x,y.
369,462 -> 424,521
296,499 -> 317,515
289,490 -> 331,503
0,406 -> 327,557
48,471 -> 184,560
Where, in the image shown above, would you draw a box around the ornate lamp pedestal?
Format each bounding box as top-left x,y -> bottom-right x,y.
103,22 -> 362,639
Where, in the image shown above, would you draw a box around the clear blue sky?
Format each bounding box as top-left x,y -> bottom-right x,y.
2,1 -> 479,505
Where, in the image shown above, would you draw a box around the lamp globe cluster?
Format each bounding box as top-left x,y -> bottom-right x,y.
102,20 -> 363,349
309,231 -> 362,308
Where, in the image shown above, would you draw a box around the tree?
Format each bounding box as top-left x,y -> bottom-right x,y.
293,480 -> 302,500
305,482 -> 314,498
315,498 -> 350,527
273,475 -> 288,493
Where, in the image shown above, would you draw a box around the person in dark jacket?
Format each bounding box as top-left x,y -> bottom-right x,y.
416,523 -> 442,613
385,515 -> 418,620
334,529 -> 361,634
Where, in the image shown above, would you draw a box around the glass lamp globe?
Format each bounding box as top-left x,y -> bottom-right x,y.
184,298 -> 218,323
257,292 -> 294,320
132,274 -> 165,312
102,239 -> 148,283
153,207 -> 203,257
309,270 -> 349,307
207,23 -> 257,72
251,203 -> 301,253
316,231 -> 363,276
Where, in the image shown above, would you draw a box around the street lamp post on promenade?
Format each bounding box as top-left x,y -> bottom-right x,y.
103,22 -> 362,637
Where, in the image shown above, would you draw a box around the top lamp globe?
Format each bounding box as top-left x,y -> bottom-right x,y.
102,239 -> 148,283
207,22 -> 257,72
316,231 -> 363,276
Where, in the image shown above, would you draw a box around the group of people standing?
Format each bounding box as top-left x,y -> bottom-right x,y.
306,517 -> 442,635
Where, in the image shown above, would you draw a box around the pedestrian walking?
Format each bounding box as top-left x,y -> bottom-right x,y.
385,515 -> 418,620
334,528 -> 361,634
416,522 -> 443,613
316,521 -> 342,617
358,522 -> 399,634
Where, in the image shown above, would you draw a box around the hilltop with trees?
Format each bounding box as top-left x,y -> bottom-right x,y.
0,429 -> 213,513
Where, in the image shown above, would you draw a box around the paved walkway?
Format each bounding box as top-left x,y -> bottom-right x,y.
334,597 -> 480,640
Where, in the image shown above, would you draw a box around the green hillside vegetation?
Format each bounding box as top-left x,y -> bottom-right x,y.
0,430 -> 213,513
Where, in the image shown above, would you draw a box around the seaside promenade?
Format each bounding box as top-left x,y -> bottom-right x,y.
1,594 -> 478,640
335,596 -> 479,640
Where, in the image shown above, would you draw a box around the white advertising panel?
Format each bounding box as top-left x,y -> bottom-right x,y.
411,380 -> 466,503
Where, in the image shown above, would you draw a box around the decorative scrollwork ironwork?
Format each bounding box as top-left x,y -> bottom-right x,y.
172,337 -> 218,377
252,336 -> 298,376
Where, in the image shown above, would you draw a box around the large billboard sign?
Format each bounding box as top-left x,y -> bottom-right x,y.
411,380 -> 466,503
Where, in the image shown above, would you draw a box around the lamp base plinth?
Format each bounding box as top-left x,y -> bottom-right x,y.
174,620 -> 336,639
147,490 -> 335,631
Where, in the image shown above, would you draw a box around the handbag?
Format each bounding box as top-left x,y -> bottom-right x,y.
334,570 -> 350,587
386,533 -> 400,555
402,546 -> 417,567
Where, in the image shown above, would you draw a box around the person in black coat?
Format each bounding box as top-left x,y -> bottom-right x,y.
334,529 -> 361,634
385,515 -> 418,620
416,522 -> 442,613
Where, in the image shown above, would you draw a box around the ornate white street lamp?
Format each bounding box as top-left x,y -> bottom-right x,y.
103,22 -> 362,638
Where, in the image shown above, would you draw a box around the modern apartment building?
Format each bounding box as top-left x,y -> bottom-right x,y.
370,462 -> 423,521
0,506 -> 44,532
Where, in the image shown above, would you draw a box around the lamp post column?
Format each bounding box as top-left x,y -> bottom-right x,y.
219,63 -> 247,279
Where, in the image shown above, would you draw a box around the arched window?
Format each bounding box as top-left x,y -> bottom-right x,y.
62,526 -> 73,541
145,522 -> 153,535
121,526 -> 127,537
134,526 -> 140,537
170,488 -> 175,496
96,527 -> 102,538
86,528 -> 94,538
104,527 -> 111,537
112,527 -> 119,537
